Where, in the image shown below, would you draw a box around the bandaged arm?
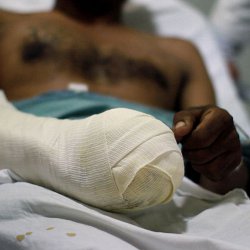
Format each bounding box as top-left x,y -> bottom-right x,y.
0,91 -> 184,212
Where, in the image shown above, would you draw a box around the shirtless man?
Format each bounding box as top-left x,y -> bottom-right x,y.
0,0 -> 248,195
0,0 -> 215,109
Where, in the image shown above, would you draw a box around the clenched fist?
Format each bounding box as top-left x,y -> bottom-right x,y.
173,106 -> 248,194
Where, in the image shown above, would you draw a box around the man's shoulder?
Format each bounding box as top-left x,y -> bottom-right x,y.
156,37 -> 202,65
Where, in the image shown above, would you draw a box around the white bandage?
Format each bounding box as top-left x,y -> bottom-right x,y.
0,93 -> 184,211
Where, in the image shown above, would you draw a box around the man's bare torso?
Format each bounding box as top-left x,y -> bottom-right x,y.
0,10 -> 215,110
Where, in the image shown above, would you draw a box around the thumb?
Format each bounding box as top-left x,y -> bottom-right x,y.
173,121 -> 190,143
172,111 -> 197,143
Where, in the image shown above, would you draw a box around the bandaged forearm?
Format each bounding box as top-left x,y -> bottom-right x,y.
0,94 -> 184,211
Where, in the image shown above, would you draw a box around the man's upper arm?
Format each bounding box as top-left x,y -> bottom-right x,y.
158,38 -> 216,110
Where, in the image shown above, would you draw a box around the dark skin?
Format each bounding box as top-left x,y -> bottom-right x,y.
0,0 -> 248,194
0,10 -> 214,110
55,0 -> 126,23
173,106 -> 248,194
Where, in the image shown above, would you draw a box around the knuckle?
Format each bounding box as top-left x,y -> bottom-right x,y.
228,131 -> 241,150
232,130 -> 240,142
220,110 -> 234,125
192,130 -> 210,147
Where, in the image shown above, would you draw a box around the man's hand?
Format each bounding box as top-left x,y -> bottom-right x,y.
172,106 -> 242,182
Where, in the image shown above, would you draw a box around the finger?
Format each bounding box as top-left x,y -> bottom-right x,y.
183,108 -> 235,149
192,150 -> 242,181
182,127 -> 240,164
173,109 -> 201,142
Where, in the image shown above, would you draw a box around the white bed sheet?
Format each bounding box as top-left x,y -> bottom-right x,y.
1,169 -> 250,250
0,2 -> 250,249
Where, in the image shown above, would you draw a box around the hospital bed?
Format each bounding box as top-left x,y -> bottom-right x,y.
1,0 -> 250,249
0,89 -> 250,250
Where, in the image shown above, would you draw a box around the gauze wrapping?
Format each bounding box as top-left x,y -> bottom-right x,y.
0,91 -> 184,211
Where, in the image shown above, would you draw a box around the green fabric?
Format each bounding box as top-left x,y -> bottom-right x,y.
13,90 -> 175,127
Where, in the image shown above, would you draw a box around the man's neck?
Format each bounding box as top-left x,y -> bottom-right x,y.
55,1 -> 124,24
